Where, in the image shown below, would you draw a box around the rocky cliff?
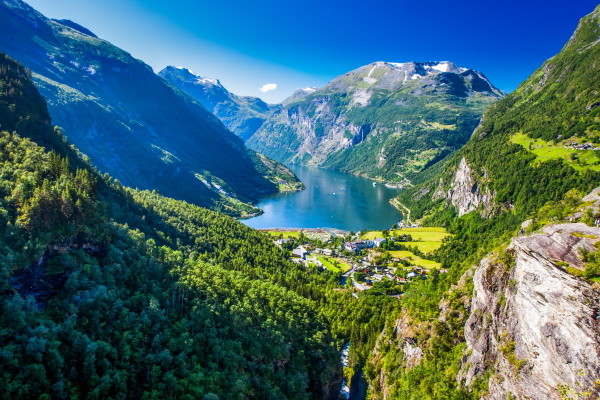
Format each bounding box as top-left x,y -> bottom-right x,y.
460,221 -> 600,399
367,188 -> 600,400
432,157 -> 495,216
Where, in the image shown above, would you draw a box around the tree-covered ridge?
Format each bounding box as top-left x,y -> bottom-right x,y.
0,0 -> 301,217
0,52 -> 344,399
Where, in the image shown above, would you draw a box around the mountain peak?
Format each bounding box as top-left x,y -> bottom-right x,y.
160,65 -> 223,88
325,60 -> 503,98
281,87 -> 318,105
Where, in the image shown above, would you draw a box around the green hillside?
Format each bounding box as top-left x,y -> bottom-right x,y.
0,52 -> 342,399
0,0 -> 300,217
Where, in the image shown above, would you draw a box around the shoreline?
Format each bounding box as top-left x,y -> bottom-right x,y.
389,198 -> 412,225
258,227 -> 352,236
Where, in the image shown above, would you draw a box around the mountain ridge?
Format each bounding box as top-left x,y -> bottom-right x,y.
0,0 -> 300,216
159,65 -> 278,141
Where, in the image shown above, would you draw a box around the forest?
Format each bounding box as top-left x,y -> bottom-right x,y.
0,51 -> 409,399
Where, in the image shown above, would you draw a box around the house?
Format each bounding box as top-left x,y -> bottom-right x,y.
275,238 -> 293,246
291,245 -> 308,260
314,248 -> 334,256
373,238 -> 387,247
343,240 -> 373,253
406,271 -> 419,279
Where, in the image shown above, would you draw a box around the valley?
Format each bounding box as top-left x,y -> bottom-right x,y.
0,1 -> 599,399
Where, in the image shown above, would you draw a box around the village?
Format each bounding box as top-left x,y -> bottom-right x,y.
263,225 -> 450,297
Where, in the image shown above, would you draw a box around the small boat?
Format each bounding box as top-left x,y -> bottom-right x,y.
372,182 -> 376,187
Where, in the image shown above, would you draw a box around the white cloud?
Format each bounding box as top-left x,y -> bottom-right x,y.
259,83 -> 278,93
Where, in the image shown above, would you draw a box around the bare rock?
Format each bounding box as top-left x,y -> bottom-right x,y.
461,223 -> 600,399
445,157 -> 495,216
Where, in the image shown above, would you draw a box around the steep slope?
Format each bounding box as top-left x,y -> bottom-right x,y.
364,6 -> 600,399
247,61 -> 503,185
159,66 -> 278,141
0,0 -> 300,216
399,5 -> 600,222
0,51 -> 341,400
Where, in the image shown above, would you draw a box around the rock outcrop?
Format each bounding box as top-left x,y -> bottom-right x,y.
461,222 -> 600,399
435,157 -> 495,216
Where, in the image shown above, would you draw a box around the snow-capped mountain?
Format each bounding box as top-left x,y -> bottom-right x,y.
247,60 -> 504,185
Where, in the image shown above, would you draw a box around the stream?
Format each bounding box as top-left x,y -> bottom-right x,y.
339,342 -> 367,400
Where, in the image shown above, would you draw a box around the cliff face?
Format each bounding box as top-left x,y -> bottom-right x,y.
461,221 -> 600,399
433,157 -> 495,216
250,98 -> 365,165
367,188 -> 600,400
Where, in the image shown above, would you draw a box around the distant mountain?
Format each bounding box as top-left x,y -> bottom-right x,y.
0,0 -> 300,216
281,87 -> 318,106
247,61 -> 503,185
159,66 -> 278,141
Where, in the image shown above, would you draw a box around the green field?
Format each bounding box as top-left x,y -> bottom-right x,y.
404,241 -> 444,253
263,230 -> 301,238
361,227 -> 451,253
510,132 -> 600,172
388,250 -> 442,269
317,256 -> 352,273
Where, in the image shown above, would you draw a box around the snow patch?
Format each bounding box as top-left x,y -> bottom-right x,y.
363,76 -> 377,84
175,66 -> 195,75
196,77 -> 219,85
367,64 -> 377,77
388,62 -> 409,69
430,62 -> 450,72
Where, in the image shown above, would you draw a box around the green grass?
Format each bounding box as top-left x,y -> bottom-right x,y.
264,230 -> 301,238
388,250 -> 442,269
361,227 -> 450,253
405,241 -> 444,253
511,132 -> 600,172
393,227 -> 451,242
317,256 -> 352,273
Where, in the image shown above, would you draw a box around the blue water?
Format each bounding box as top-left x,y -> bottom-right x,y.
242,165 -> 403,231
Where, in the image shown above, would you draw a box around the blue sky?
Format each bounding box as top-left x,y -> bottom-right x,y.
27,0 -> 599,103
